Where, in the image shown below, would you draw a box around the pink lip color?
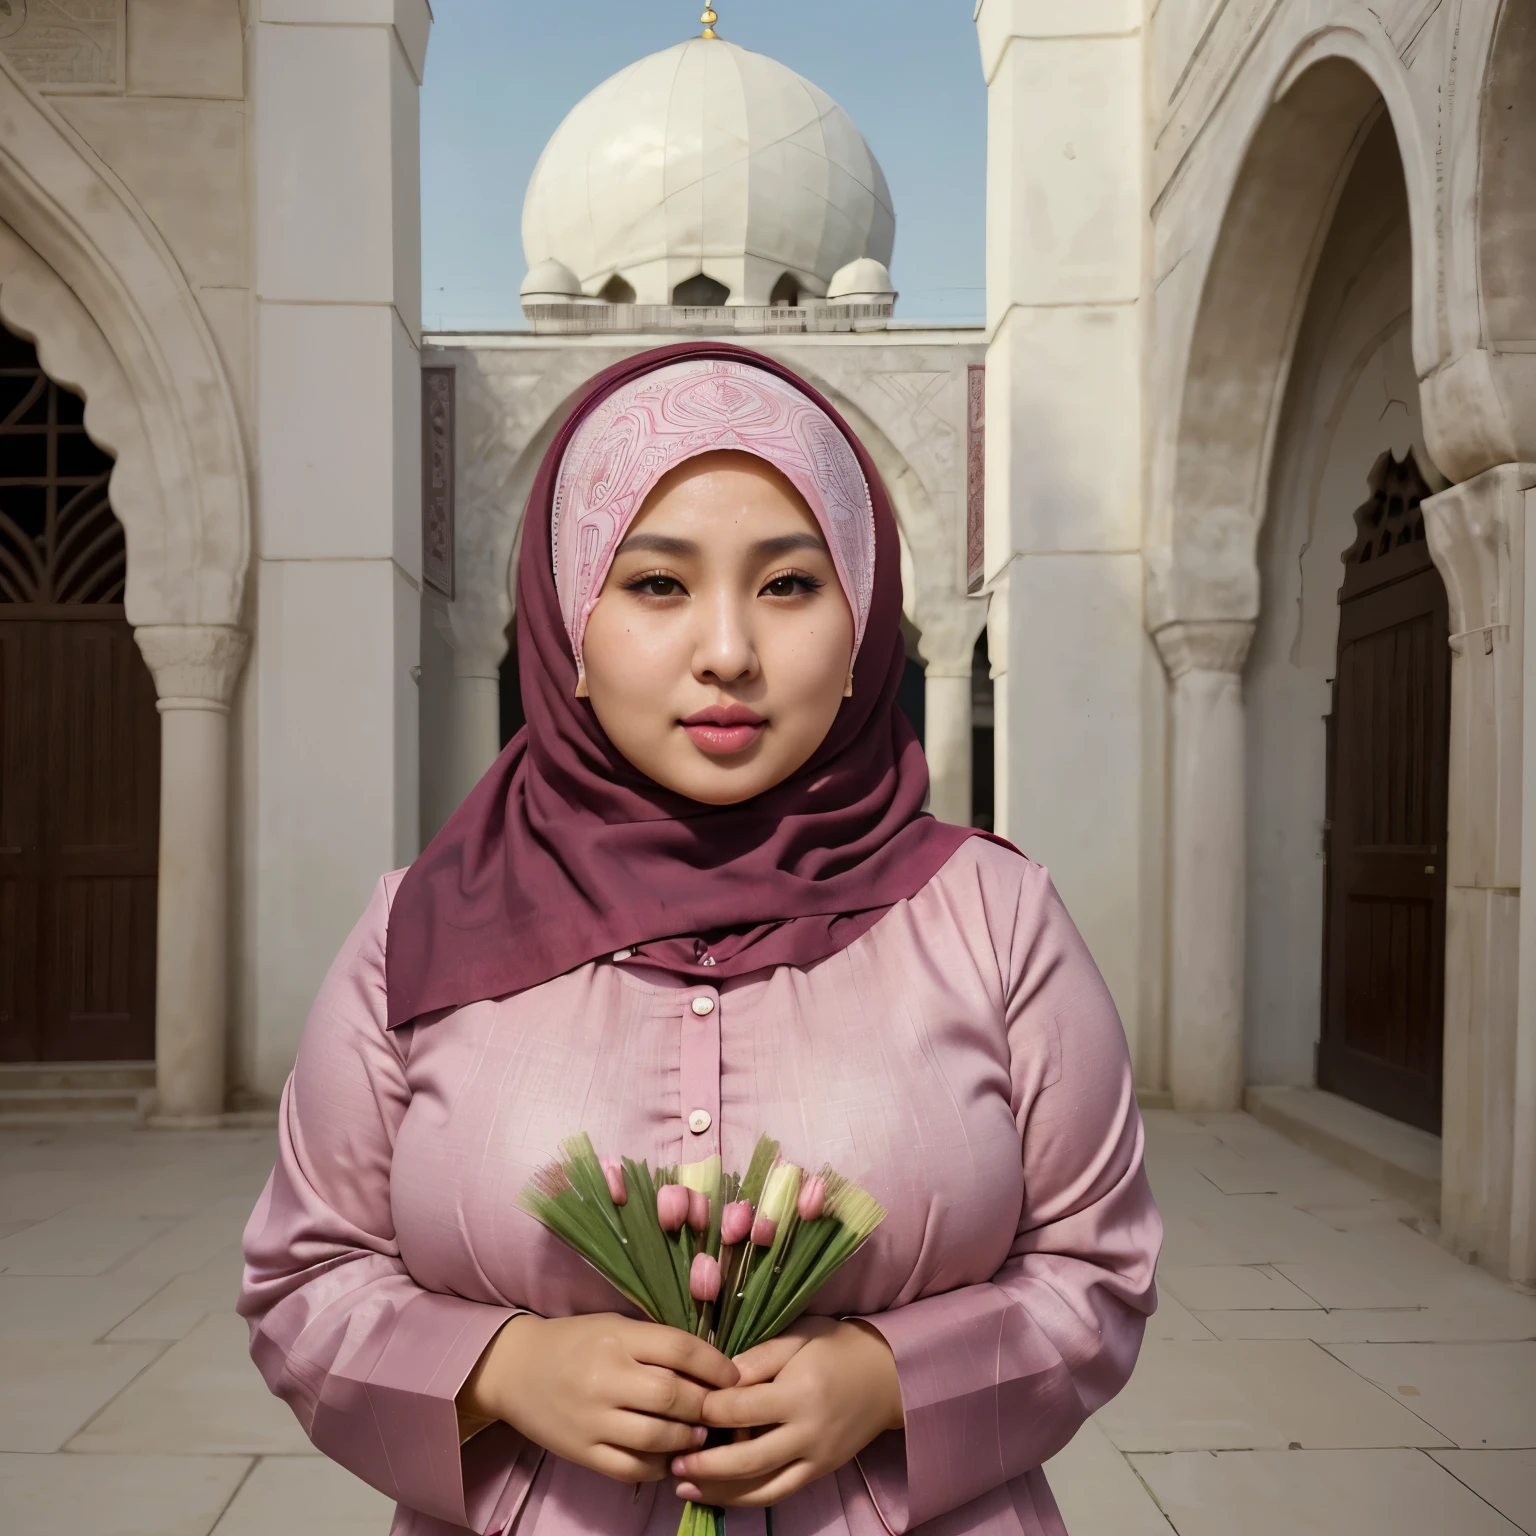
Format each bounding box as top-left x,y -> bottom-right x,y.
681,706 -> 766,757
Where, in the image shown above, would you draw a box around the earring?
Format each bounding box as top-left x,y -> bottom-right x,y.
843,671 -> 854,698
574,669 -> 590,699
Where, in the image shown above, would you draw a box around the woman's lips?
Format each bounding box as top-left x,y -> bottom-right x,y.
680,707 -> 766,757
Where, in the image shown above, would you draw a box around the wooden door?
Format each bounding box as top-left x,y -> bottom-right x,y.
1319,450 -> 1448,1133
0,326 -> 159,1062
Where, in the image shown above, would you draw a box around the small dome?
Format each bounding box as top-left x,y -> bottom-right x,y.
520,257 -> 583,303
522,38 -> 895,308
827,257 -> 896,303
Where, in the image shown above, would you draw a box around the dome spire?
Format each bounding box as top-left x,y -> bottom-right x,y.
700,6 -> 719,38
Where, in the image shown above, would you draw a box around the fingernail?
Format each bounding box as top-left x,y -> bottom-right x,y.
691,1425 -> 708,1446
671,1457 -> 689,1475
677,1484 -> 702,1502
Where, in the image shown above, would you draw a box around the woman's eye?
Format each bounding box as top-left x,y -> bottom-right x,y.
762,573 -> 822,598
626,574 -> 684,598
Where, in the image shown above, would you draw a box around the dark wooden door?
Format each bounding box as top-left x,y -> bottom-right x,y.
1319,450 -> 1448,1133
0,326 -> 159,1062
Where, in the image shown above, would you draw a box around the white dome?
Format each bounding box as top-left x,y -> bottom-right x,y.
827,257 -> 896,303
520,257 -> 582,303
522,38 -> 895,308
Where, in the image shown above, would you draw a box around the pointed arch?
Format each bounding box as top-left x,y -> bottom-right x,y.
0,56 -> 249,627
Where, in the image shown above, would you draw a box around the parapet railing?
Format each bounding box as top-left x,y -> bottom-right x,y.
522,301 -> 896,336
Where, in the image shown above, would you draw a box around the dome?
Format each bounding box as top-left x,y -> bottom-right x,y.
520,258 -> 583,305
827,257 -> 897,303
522,37 -> 895,309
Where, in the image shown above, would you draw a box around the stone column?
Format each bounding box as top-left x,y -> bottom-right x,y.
134,625 -> 249,1127
449,657 -> 503,809
924,664 -> 973,826
1424,466 -> 1534,1280
248,2 -> 431,1097
1156,620 -> 1254,1112
974,0 -> 1148,1042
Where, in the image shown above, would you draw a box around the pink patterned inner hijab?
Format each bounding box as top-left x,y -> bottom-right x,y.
552,357 -> 877,670
385,343 -> 980,1027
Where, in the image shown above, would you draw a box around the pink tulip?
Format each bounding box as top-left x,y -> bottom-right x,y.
656,1184 -> 689,1232
797,1176 -> 826,1221
689,1253 -> 722,1303
750,1214 -> 777,1247
720,1200 -> 754,1245
687,1188 -> 710,1233
600,1158 -> 627,1207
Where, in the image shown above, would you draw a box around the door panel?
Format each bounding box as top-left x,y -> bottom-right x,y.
1320,453 -> 1448,1133
0,327 -> 156,1064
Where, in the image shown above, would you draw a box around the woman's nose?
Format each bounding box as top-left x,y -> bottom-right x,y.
694,593 -> 758,684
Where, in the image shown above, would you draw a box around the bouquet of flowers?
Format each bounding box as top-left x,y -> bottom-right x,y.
519,1133 -> 887,1536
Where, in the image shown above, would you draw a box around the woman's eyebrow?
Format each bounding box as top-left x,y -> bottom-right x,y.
751,533 -> 828,558
617,532 -> 698,556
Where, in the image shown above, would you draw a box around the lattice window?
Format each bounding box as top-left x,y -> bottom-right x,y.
1339,448 -> 1434,601
0,326 -> 120,604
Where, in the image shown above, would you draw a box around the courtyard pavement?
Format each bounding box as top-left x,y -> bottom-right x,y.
0,1109 -> 1532,1535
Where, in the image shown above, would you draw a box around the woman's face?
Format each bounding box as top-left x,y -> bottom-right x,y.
580,451 -> 856,805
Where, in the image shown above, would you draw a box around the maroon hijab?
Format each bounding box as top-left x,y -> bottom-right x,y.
385,343 -> 980,1028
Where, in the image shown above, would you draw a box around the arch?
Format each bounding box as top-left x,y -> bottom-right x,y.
673,274 -> 731,307
0,57 -> 248,628
1151,54 -> 1426,633
769,273 -> 801,308
1453,0 -> 1536,471
598,274 -> 636,305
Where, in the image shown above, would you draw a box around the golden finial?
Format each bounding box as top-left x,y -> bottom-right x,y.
700,5 -> 719,38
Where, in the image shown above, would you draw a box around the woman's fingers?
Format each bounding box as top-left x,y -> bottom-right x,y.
675,1461 -> 815,1510
626,1362 -> 712,1424
727,1333 -> 806,1387
628,1322 -> 740,1389
697,1380 -> 789,1430
605,1410 -> 708,1457
587,1444 -> 670,1484
670,1421 -> 801,1484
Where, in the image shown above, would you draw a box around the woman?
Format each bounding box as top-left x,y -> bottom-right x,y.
240,345 -> 1161,1536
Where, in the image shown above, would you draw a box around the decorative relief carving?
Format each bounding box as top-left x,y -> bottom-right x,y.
422,366 -> 455,599
0,1 -> 123,91
966,363 -> 984,595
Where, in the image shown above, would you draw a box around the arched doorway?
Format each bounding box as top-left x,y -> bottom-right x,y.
0,323 -> 158,1062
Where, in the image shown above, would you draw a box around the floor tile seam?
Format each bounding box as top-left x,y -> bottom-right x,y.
1421,1447 -> 1533,1533
1114,1444 -> 1181,1531
55,1337 -> 174,1452
38,1448 -> 265,1457
1309,1338 -> 1461,1448
204,1450 -> 262,1535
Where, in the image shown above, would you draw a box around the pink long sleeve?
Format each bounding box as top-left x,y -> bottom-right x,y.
238,876 -> 542,1535
853,862 -> 1161,1532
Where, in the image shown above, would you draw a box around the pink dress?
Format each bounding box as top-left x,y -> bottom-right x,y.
239,839 -> 1161,1536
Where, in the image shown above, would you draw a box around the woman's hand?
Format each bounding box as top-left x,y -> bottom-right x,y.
458,1313 -> 740,1484
671,1317 -> 905,1508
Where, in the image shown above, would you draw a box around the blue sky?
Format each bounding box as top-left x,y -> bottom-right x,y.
420,1 -> 988,332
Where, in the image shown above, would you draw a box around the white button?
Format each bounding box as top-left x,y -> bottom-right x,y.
690,996 -> 715,1016
688,1109 -> 712,1134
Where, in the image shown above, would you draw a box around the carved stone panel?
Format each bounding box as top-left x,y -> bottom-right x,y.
0,1 -> 124,91
422,366 -> 455,599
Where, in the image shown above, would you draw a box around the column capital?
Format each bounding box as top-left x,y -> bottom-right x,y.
1153,619 -> 1255,680
135,624 -> 250,712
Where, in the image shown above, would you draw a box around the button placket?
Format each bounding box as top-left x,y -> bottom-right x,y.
679,988 -> 722,1155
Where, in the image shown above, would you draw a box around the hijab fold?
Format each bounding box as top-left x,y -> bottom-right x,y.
385,343 -> 979,1029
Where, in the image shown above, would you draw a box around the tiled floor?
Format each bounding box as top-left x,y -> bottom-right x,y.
0,1110 -> 1532,1534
